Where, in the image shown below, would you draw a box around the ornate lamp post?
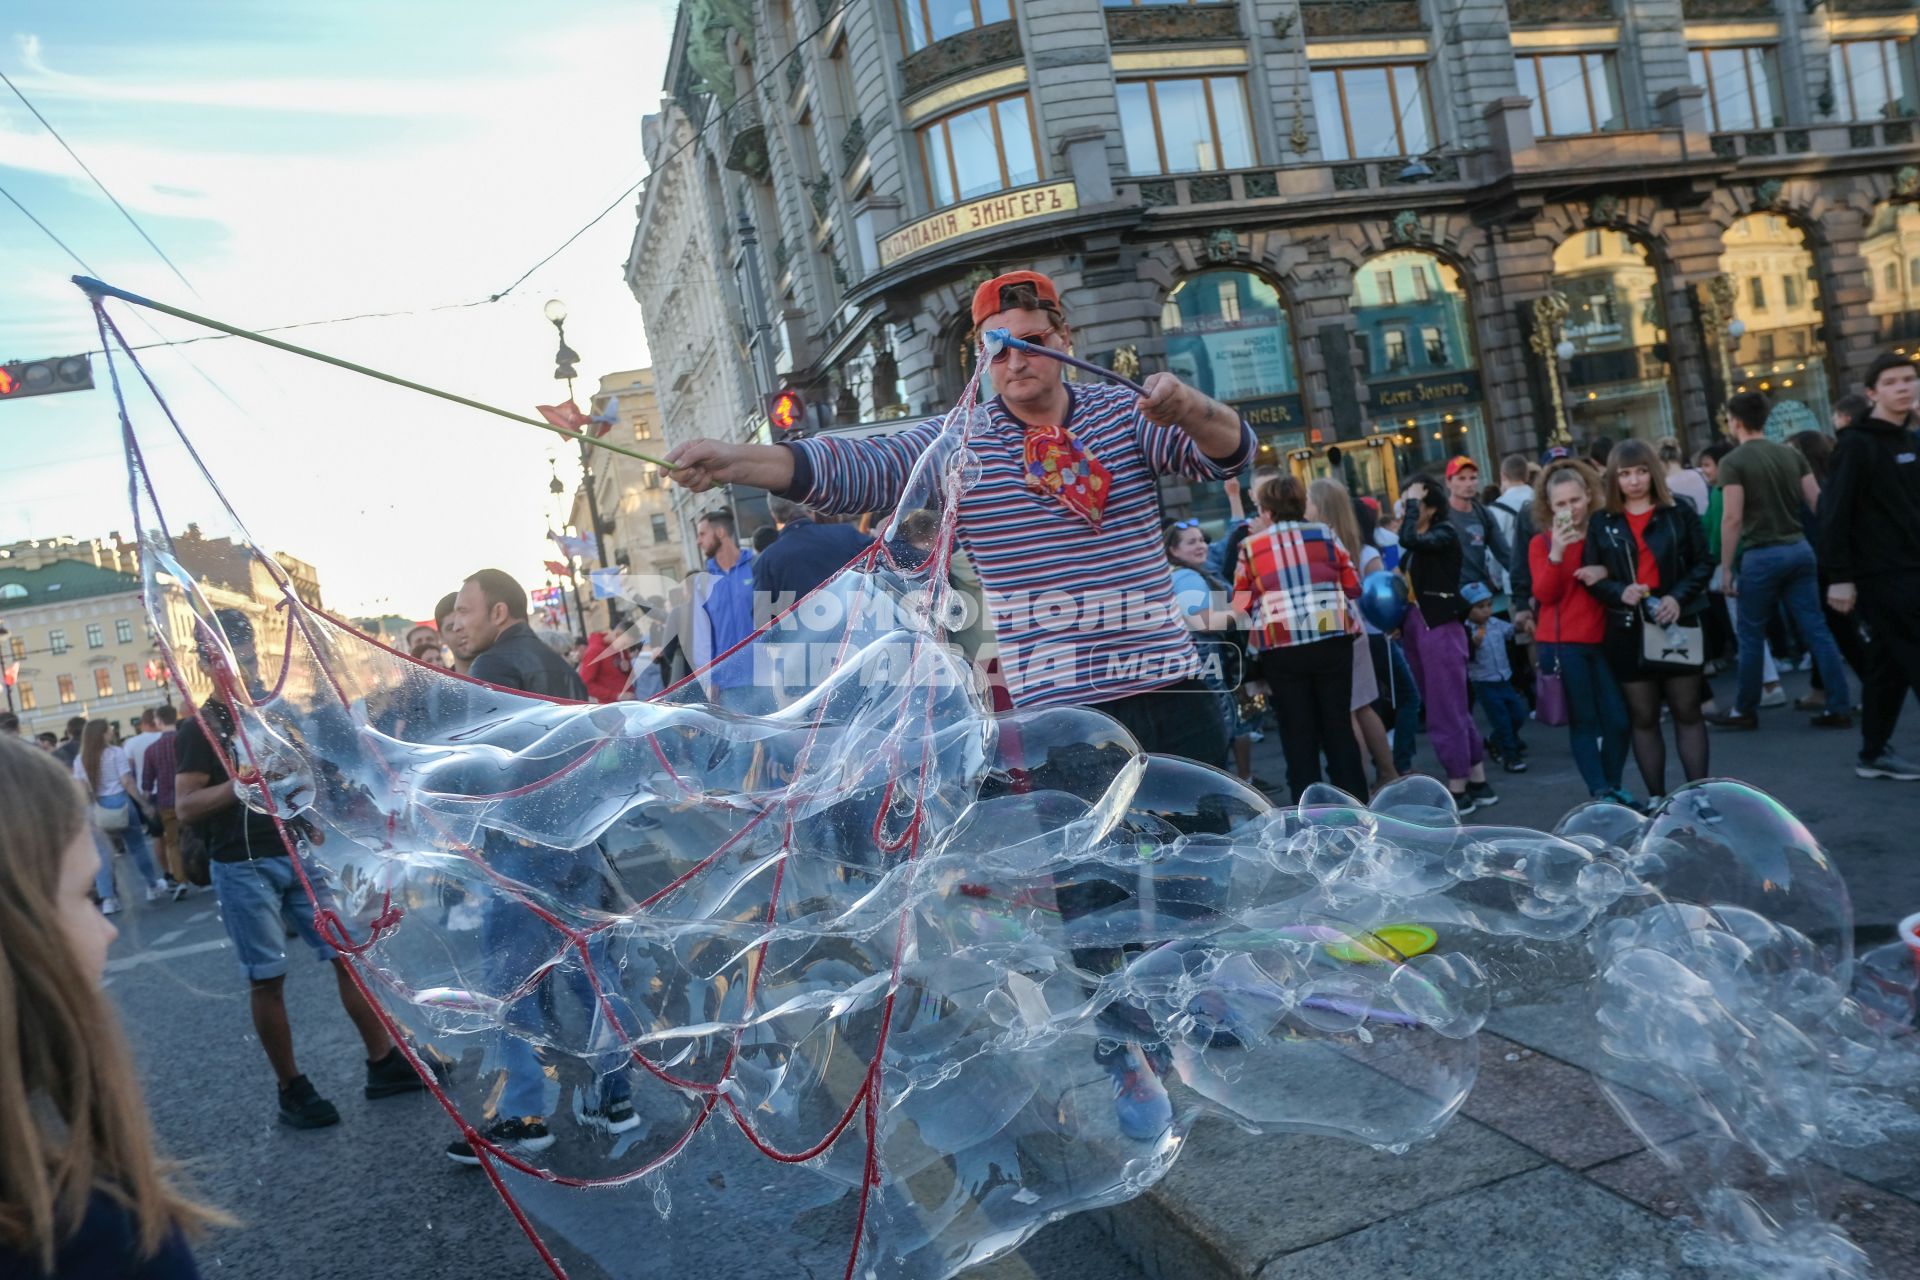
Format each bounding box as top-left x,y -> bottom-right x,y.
1697,275 -> 1746,432
1530,292 -> 1574,446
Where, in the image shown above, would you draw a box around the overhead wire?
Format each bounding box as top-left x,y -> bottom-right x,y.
0,177 -> 99,276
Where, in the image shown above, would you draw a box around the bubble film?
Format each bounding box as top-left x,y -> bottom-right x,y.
95,300 -> 1918,1279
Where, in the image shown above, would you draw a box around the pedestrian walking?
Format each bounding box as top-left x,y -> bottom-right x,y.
1584,439 -> 1713,799
665,267 -> 1257,1140
53,716 -> 85,767
1706,392 -> 1853,730
1528,459 -> 1633,803
1166,520 -> 1254,782
123,707 -> 164,797
1818,351 -> 1920,780
690,509 -> 761,710
1397,475 -> 1498,814
1659,435 -> 1710,517
0,734 -> 229,1278
176,610 -> 424,1130
1308,477 -> 1398,788
73,720 -> 166,915
1232,475 -> 1367,802
142,704 -> 187,898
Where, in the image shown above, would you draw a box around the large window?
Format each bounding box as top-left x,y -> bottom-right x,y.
18,683 -> 33,711
1516,52 -> 1623,136
115,618 -> 133,644
1160,270 -> 1299,404
1863,201 -> 1920,345
1350,250 -> 1490,480
49,629 -> 66,656
1720,213 -> 1831,437
123,663 -> 142,693
899,0 -> 1010,52
1116,77 -> 1255,175
1689,45 -> 1781,132
1312,63 -> 1433,161
919,94 -> 1038,206
85,623 -> 103,649
1554,230 -> 1676,449
1830,39 -> 1918,123
58,675 -> 75,704
94,668 -> 112,697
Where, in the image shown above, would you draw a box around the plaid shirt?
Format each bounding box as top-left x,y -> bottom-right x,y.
1232,521 -> 1362,650
143,726 -> 179,809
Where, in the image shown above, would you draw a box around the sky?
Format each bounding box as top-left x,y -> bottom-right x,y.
0,0 -> 678,617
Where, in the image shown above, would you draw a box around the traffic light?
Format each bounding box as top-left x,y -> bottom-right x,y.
0,354 -> 93,401
768,388 -> 805,435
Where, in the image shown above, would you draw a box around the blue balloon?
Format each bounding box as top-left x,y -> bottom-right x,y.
1359,570 -> 1410,633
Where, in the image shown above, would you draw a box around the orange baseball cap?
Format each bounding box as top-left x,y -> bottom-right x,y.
1445,456 -> 1479,478
971,270 -> 1062,327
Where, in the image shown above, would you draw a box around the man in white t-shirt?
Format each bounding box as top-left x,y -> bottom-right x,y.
123,705 -> 164,792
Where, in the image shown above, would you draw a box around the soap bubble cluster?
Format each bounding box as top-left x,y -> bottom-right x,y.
98,303 -> 1916,1279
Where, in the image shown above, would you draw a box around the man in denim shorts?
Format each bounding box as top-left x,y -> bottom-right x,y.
175,610 -> 427,1128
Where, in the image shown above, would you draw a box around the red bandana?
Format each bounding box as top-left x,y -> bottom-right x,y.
1023,423 -> 1111,530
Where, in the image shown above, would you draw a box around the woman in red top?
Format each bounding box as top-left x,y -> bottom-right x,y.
1528,460 -> 1632,802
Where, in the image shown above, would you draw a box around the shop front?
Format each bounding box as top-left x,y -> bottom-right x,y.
1160,268 -> 1306,528
1349,249 -> 1492,497
1554,229 -> 1680,448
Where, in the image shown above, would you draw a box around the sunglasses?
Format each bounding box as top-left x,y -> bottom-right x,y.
1172,519 -> 1203,531
987,329 -> 1055,363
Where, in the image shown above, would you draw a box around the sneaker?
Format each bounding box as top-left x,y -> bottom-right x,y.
1501,756 -> 1528,774
1857,751 -> 1920,782
1797,654 -> 1816,672
278,1075 -> 341,1130
1604,788 -> 1643,811
99,896 -> 122,916
1705,711 -> 1759,729
1484,742 -> 1505,765
1794,693 -> 1827,712
1107,1048 -> 1172,1142
171,882 -> 192,902
1449,790 -> 1478,817
584,1097 -> 641,1135
1809,711 -> 1853,730
1759,685 -> 1788,709
364,1048 -> 428,1099
446,1117 -> 554,1165
145,881 -> 168,903
1466,780 -> 1499,809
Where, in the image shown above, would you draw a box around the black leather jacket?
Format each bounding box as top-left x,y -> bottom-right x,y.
1398,504 -> 1467,626
467,622 -> 589,699
1582,504 -> 1712,620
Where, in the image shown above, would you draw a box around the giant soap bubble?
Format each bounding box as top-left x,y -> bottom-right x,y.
90,295 -> 1917,1279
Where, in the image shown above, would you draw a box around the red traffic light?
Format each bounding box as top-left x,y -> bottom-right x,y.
0,355 -> 93,400
768,389 -> 805,434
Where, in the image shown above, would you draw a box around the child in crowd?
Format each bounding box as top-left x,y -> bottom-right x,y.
1463,583 -> 1530,772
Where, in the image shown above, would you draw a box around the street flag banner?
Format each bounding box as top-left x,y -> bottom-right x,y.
548,528 -> 594,560
544,559 -> 571,578
2,662 -> 14,687
588,395 -> 620,439
590,567 -> 624,599
536,400 -> 591,431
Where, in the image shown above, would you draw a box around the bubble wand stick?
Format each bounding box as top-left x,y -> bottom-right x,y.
980,327 -> 1150,395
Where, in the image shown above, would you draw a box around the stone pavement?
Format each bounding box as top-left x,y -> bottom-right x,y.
1087,664 -> 1920,1280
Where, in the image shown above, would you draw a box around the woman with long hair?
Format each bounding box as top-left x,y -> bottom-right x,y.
1397,474 -> 1497,814
1232,474 -> 1367,801
1164,520 -> 1254,782
1528,460 -> 1634,802
0,735 -> 227,1275
73,719 -> 165,916
1656,434 -> 1709,517
1583,438 -> 1714,798
1307,478 -> 1399,789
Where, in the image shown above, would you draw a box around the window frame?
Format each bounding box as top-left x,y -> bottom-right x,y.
1116,74 -> 1257,176
115,618 -> 134,644
93,667 -> 112,697
1312,62 -> 1434,162
49,628 -> 67,656
1516,50 -> 1621,137
1689,44 -> 1781,132
18,682 -> 33,711
124,663 -> 143,693
1830,38 -> 1915,123
917,92 -> 1042,208
85,622 -> 104,649
897,0 -> 1011,54
58,674 -> 76,703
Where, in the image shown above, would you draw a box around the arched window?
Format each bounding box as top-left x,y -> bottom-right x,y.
1718,214 -> 1830,437
1863,201 -> 1920,351
1161,270 -> 1299,405
1552,230 -> 1676,448
1351,250 -> 1490,484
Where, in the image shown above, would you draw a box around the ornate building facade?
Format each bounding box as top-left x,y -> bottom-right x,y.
633,0 -> 1918,519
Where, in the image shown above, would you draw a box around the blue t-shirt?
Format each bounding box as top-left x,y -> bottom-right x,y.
0,1191 -> 200,1279
1169,565 -> 1218,619
695,548 -> 758,689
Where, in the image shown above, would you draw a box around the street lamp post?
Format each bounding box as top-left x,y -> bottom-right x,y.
544,299 -> 610,634
1530,292 -> 1574,446
1698,275 -> 1745,432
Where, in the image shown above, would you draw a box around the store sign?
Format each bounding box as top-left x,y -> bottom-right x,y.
1236,394 -> 1306,430
878,182 -> 1078,268
1369,370 -> 1484,411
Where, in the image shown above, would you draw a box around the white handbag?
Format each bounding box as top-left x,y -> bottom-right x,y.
92,798 -> 132,832
1639,615 -> 1705,669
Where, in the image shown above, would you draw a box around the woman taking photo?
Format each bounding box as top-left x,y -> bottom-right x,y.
73,719 -> 165,916
1397,475 -> 1497,814
1232,474 -> 1367,802
0,735 -> 225,1276
1307,478 -> 1399,789
1583,439 -> 1714,799
1528,460 -> 1633,804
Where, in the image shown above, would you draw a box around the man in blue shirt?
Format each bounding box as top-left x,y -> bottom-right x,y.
750,496 -> 876,702
692,508 -> 760,707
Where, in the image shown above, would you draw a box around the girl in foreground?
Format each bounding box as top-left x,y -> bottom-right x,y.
0,734 -> 225,1277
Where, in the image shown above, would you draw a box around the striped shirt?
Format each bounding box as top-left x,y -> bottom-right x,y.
784,382 -> 1254,708
1232,521 -> 1362,650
